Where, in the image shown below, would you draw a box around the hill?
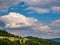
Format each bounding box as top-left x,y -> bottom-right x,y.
0,30 -> 60,45
0,30 -> 16,37
50,38 -> 60,43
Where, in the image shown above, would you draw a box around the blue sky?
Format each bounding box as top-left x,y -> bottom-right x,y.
0,0 -> 60,38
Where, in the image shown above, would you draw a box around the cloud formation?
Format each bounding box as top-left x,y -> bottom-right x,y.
51,7 -> 60,13
0,0 -> 60,13
25,7 -> 49,14
0,12 -> 51,32
25,0 -> 60,13
39,26 -> 51,32
0,12 -> 39,28
50,19 -> 60,26
0,12 -> 60,38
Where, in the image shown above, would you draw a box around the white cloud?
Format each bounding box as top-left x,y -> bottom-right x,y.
50,19 -> 60,26
0,12 -> 38,28
0,12 -> 51,32
39,26 -> 51,32
30,25 -> 52,32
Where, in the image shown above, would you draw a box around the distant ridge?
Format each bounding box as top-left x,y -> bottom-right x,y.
50,38 -> 60,42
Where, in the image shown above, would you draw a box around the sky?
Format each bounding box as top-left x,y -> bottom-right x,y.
0,0 -> 60,39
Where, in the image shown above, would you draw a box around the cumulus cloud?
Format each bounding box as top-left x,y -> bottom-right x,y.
0,12 -> 51,32
50,19 -> 60,26
0,12 -> 39,28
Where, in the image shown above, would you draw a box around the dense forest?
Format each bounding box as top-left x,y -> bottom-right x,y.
0,30 -> 16,37
0,30 -> 60,45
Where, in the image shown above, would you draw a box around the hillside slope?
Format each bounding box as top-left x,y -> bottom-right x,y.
0,30 -> 15,37
0,30 -> 60,45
